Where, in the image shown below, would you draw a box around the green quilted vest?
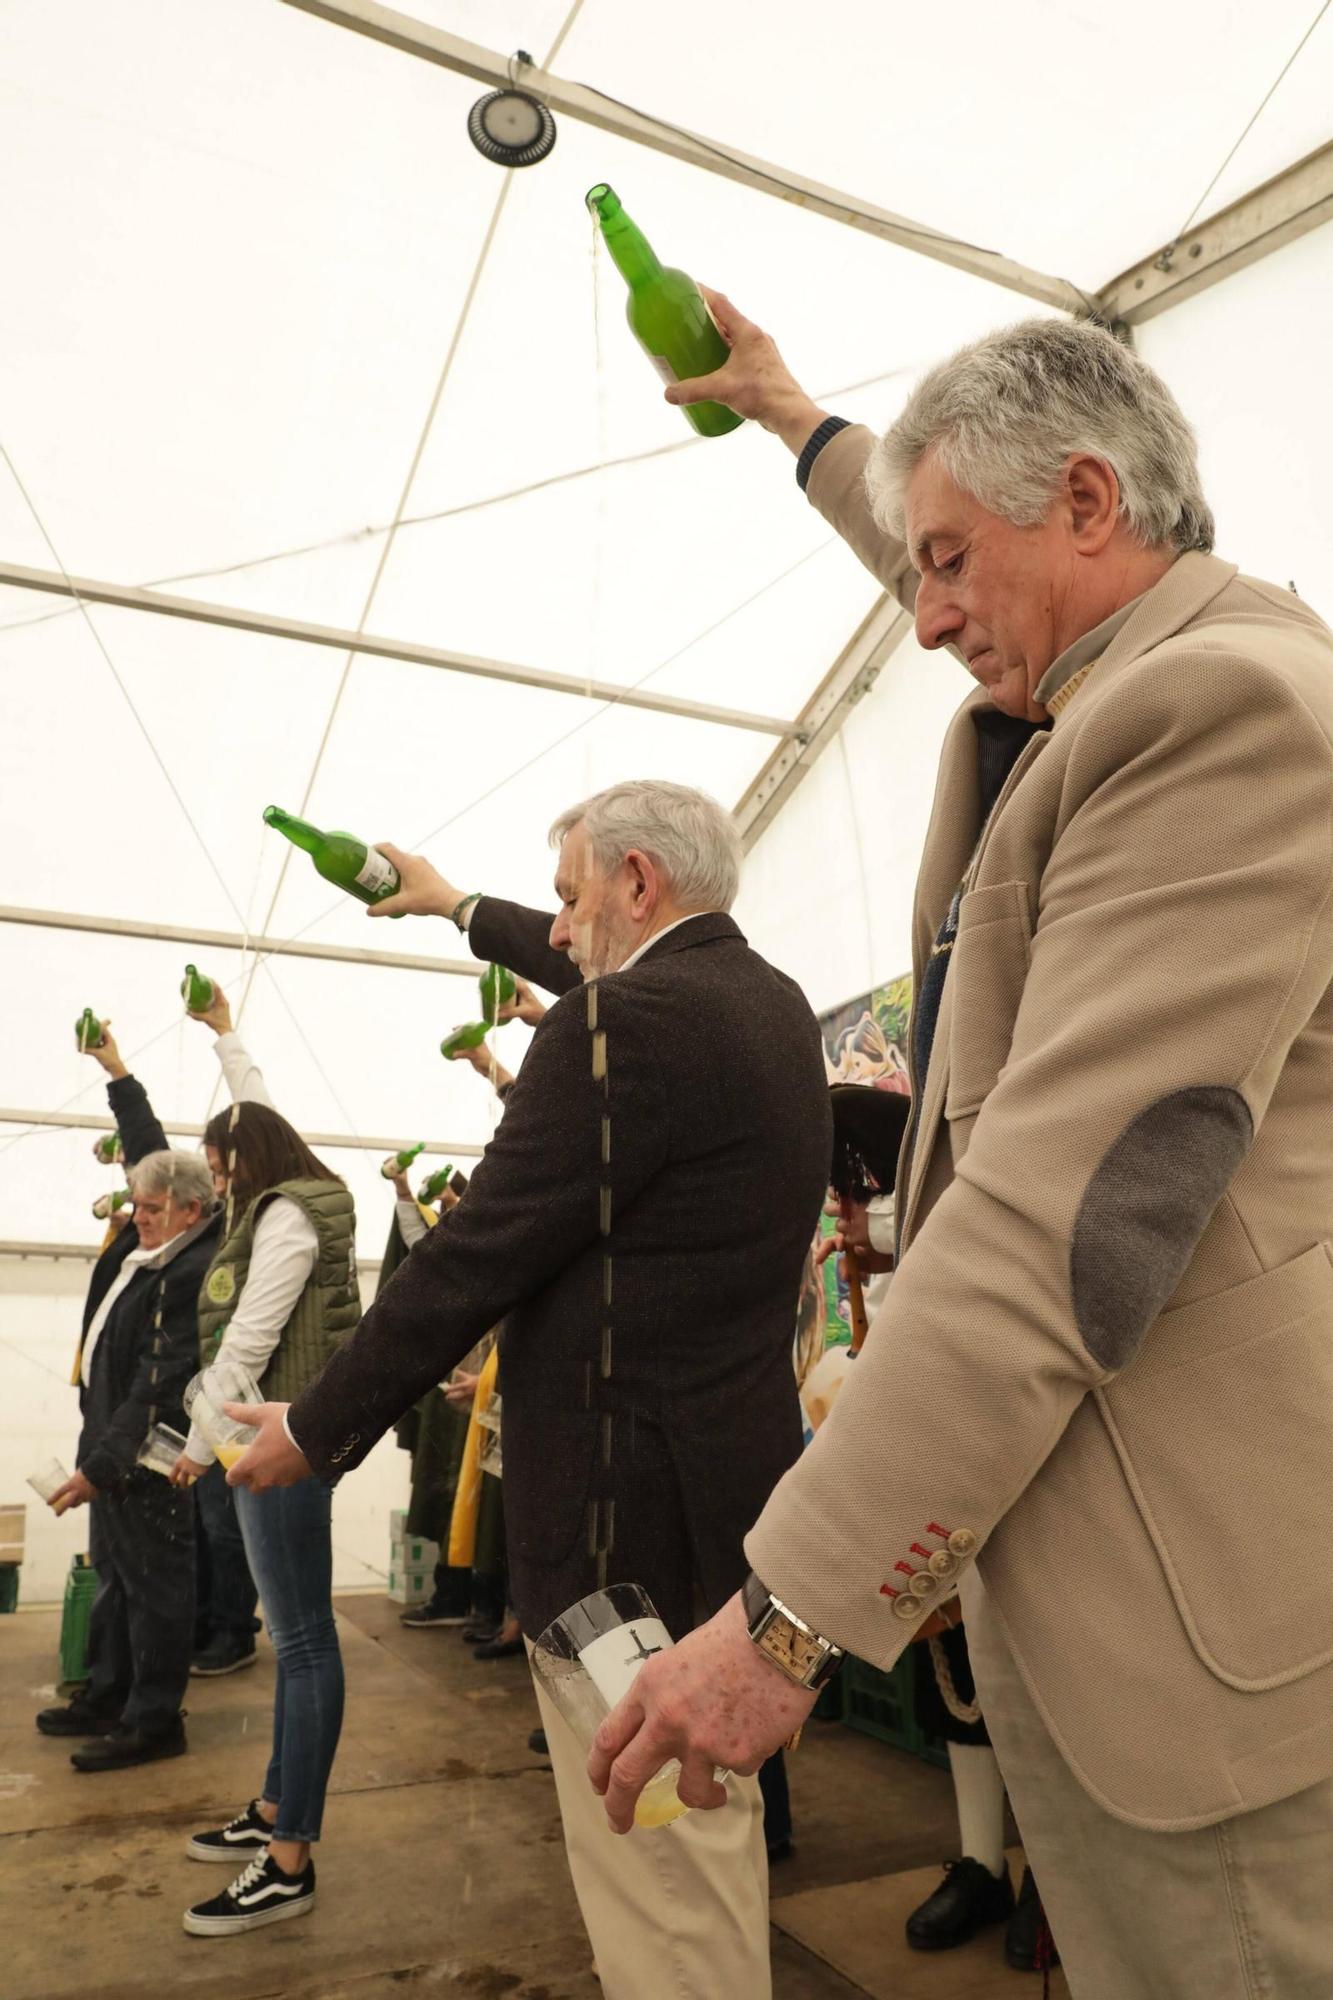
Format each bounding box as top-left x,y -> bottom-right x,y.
196,1178 -> 360,1402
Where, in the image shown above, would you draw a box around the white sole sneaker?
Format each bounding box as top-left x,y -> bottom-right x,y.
186,1836 -> 272,1864
182,1890 -> 313,1936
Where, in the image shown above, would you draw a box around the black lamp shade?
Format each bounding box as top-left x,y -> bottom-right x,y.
467,89 -> 557,168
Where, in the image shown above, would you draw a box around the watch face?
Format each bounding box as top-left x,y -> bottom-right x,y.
760,1613 -> 820,1683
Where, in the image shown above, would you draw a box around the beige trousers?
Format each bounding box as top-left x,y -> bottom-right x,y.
965,1576 -> 1333,1999
530,1663 -> 772,2000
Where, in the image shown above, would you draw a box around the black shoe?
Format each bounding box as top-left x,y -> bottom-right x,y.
183,1851 -> 315,1936
461,1618 -> 499,1643
71,1721 -> 187,1772
190,1635 -> 257,1677
472,1635 -> 524,1660
36,1697 -> 121,1737
906,1858 -> 1015,1952
527,1727 -> 548,1755
1004,1865 -> 1061,1972
187,1798 -> 275,1864
766,1839 -> 796,1865
400,1600 -> 469,1628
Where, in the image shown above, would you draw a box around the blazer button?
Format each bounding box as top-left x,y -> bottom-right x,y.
892,1594 -> 924,1621
928,1550 -> 959,1578
908,1572 -> 938,1598
948,1529 -> 978,1557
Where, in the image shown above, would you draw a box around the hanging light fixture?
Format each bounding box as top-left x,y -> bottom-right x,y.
467,52 -> 557,168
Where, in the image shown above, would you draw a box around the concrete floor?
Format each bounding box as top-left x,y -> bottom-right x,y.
1,1596 -> 1063,2000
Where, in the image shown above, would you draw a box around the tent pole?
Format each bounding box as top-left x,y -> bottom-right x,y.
0,561 -> 793,739
280,0 -> 1089,317
0,1106 -> 482,1157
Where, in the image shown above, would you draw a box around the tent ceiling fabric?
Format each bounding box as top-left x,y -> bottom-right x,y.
2,0 -> 1330,1254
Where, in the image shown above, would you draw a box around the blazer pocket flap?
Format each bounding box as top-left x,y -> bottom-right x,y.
945,880 -> 1032,1120
1099,1242 -> 1333,1689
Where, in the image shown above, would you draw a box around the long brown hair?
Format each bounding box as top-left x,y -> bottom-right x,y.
203,1101 -> 342,1226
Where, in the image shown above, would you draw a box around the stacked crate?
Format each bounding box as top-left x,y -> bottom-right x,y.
0,1503 -> 24,1613
386,1508 -> 438,1606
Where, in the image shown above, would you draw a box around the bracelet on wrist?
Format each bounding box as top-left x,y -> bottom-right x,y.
449,891 -> 482,929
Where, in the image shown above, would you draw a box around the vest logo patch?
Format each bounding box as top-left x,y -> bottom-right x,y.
205,1265 -> 236,1306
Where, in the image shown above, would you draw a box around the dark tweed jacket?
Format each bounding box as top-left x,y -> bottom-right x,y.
289,901 -> 831,1639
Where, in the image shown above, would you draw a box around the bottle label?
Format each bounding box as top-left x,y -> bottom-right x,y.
577,1616 -> 673,1711
649,355 -> 678,385
355,847 -> 398,895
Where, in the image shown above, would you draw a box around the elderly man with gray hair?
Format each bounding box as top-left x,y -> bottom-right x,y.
577,305 -> 1333,1994
36,1022 -> 224,1769
229,778 -> 832,1997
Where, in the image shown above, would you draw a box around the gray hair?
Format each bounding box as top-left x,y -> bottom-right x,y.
549,779 -> 742,913
865,317 -> 1214,556
127,1148 -> 216,1212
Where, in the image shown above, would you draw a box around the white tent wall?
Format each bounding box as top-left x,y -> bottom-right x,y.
1134,224 -> 1333,630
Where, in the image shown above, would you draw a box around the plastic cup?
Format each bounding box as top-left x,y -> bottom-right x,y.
27,1458 -> 73,1513
136,1422 -> 189,1477
183,1357 -> 263,1469
531,1583 -> 724,1829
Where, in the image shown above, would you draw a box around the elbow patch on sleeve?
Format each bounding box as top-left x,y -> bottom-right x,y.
1071,1087 -> 1253,1372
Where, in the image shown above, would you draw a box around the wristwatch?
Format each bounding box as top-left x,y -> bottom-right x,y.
743,1570 -> 844,1691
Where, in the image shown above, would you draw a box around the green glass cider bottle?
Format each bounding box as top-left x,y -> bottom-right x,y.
440,1021 -> 490,1059
92,1189 -> 131,1220
418,1163 -> 455,1203
586,183 -> 743,438
381,1140 -> 426,1180
74,1008 -> 106,1052
181,963 -> 217,1012
478,963 -> 517,1017
91,1132 -> 123,1166
263,805 -> 402,913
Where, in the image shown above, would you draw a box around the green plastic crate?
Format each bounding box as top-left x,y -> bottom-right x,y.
840,1651 -> 950,1770
59,1557 -> 98,1686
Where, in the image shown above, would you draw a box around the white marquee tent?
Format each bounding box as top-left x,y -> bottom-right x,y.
4,0 -> 1331,1597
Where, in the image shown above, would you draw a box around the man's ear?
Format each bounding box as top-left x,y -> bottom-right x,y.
1064,453 -> 1120,554
625,849 -> 655,911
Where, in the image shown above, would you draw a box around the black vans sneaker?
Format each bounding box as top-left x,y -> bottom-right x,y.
186,1799 -> 274,1864
183,1851 -> 315,1935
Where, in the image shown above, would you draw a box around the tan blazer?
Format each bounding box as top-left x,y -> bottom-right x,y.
747,424 -> 1333,1831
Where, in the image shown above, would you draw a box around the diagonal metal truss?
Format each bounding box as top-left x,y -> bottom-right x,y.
1097,139 -> 1333,327
280,0 -> 1090,314
733,596 -> 913,849
0,1107 -> 481,1157
0,904 -> 477,978
0,560 -> 791,739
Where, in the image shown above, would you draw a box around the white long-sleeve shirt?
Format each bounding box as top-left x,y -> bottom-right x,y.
186,1030 -> 314,1460
396,1198 -> 429,1250
186,1197 -> 318,1462
213,1030 -> 274,1110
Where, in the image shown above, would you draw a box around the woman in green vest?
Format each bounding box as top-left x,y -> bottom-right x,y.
176,1099 -> 359,1938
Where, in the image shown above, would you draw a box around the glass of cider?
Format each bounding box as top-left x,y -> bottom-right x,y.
532,1583 -> 725,1830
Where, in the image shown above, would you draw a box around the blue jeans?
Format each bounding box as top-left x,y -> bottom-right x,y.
194,1461 -> 260,1644
235,1479 -> 344,1843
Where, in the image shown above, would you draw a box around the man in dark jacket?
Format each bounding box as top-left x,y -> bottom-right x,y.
35,1024 -> 223,1769
230,780 -> 831,2000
